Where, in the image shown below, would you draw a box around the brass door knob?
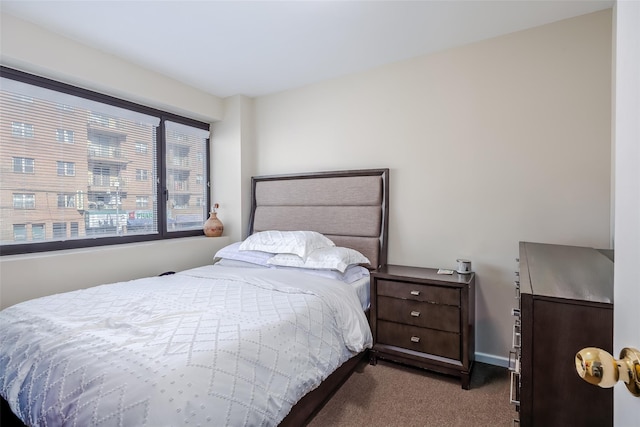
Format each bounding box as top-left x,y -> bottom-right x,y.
575,347 -> 640,397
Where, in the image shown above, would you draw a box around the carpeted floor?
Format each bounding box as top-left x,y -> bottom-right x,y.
307,358 -> 516,427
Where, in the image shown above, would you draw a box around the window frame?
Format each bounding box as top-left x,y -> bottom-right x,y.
12,156 -> 35,174
1,66 -> 211,256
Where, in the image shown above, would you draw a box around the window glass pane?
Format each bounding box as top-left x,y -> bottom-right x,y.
13,224 -> 26,241
1,76 -> 160,245
52,222 -> 67,239
70,222 -> 79,237
32,223 -> 45,240
165,121 -> 209,232
13,157 -> 34,173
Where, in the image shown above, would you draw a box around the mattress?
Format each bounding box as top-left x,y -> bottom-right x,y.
0,265 -> 372,426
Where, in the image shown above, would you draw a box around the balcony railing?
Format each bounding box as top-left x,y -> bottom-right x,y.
88,177 -> 127,188
88,148 -> 125,160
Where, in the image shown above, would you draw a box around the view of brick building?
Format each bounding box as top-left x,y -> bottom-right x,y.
0,84 -> 207,245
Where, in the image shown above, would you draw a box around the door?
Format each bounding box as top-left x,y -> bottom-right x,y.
613,1 -> 639,425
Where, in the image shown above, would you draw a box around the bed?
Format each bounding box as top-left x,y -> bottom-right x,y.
0,168 -> 389,426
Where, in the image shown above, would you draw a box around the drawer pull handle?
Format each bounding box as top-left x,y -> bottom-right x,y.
410,336 -> 420,343
410,311 -> 421,317
410,290 -> 420,296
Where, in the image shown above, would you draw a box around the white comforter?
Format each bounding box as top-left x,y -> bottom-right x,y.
0,265 -> 372,426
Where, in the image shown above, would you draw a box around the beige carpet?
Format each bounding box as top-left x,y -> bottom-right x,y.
307,359 -> 516,427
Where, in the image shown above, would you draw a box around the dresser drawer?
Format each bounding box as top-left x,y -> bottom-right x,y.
377,320 -> 460,360
377,296 -> 460,333
377,279 -> 459,306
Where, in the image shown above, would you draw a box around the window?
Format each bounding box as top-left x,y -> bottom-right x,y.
136,196 -> 149,209
1,67 -> 210,255
70,222 -> 79,238
136,169 -> 148,181
32,224 -> 45,240
57,161 -> 75,176
53,222 -> 67,239
13,157 -> 34,173
135,142 -> 148,154
57,193 -> 76,208
13,224 -> 27,241
165,121 -> 209,232
11,122 -> 34,137
13,193 -> 35,209
56,129 -> 74,143
14,94 -> 34,104
56,103 -> 74,112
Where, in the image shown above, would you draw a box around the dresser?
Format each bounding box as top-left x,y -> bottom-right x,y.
369,264 -> 475,389
511,242 -> 614,426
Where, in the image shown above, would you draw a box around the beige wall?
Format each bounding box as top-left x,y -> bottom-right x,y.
0,9 -> 613,365
253,10 -> 613,364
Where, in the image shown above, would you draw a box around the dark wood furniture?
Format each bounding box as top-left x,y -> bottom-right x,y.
516,242 -> 613,427
369,264 -> 475,389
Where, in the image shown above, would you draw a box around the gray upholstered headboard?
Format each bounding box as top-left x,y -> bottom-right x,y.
248,169 -> 389,269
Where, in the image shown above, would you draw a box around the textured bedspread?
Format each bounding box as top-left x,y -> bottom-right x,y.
0,265 -> 372,426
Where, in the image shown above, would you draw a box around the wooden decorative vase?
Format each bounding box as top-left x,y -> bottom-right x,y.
203,212 -> 223,237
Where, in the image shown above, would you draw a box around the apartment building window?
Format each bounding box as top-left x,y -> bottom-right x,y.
70,222 -> 79,238
56,129 -> 74,143
57,161 -> 75,176
136,169 -> 148,181
13,157 -> 34,173
135,142 -> 148,154
13,193 -> 35,209
56,103 -> 74,113
136,196 -> 149,208
1,67 -> 210,255
13,224 -> 27,241
52,222 -> 67,239
57,193 -> 76,208
11,122 -> 34,138
14,94 -> 34,104
32,224 -> 45,240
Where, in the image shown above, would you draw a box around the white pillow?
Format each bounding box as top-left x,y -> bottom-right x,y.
267,246 -> 370,273
239,230 -> 335,260
273,264 -> 369,284
214,242 -> 274,266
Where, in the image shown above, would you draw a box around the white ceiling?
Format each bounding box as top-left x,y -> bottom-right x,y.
1,0 -> 613,98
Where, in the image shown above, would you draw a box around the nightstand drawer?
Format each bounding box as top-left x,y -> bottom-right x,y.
377,320 -> 460,360
377,296 -> 460,333
377,279 -> 459,306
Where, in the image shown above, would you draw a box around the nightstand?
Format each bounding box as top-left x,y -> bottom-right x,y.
369,264 -> 475,389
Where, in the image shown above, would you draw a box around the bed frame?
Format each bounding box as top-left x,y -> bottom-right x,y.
250,168 -> 389,425
1,168 -> 389,427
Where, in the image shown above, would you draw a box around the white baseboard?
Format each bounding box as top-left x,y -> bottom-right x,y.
475,352 -> 510,368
